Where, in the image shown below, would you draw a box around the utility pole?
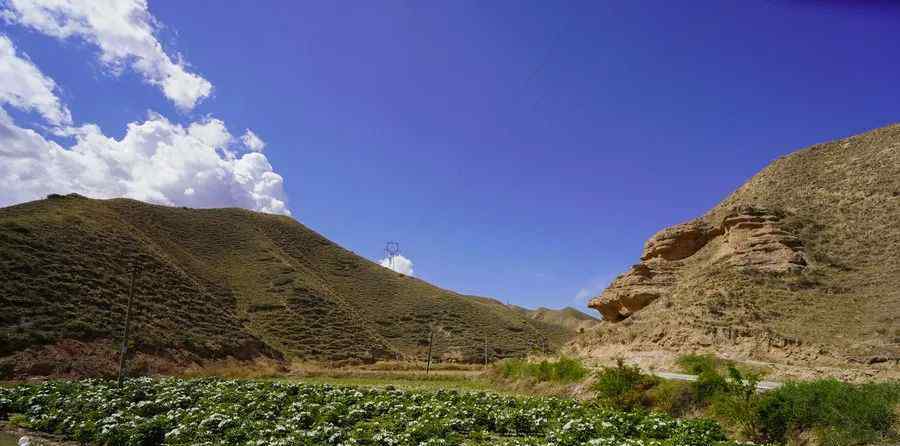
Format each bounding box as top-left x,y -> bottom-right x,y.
118,261 -> 139,386
483,336 -> 489,368
425,324 -> 435,375
385,241 -> 400,271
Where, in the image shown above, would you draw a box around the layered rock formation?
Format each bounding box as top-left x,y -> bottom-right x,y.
577,123 -> 900,377
590,206 -> 806,322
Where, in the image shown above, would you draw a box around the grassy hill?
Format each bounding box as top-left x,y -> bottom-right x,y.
578,123 -> 900,375
513,306 -> 600,334
0,195 -> 570,376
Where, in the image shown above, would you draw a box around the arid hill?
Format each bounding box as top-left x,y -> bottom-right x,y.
0,195 -> 570,377
513,306 -> 600,334
580,123 -> 899,378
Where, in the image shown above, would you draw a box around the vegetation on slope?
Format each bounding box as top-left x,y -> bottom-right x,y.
0,194 -> 571,376
582,123 -> 900,367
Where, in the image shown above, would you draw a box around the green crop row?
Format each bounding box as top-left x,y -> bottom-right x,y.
0,378 -> 761,446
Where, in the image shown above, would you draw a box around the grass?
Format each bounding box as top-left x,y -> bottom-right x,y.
289,375 -> 503,394
491,356 -> 588,383
675,353 -> 770,378
177,358 -> 521,395
0,195 -> 580,377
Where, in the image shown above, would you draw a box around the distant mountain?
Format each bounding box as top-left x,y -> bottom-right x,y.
0,195 -> 570,377
512,306 -> 600,334
581,124 -> 900,372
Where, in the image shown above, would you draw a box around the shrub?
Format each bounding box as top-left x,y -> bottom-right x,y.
676,353 -> 727,375
592,358 -> 659,410
756,379 -> 900,446
709,367 -> 762,439
695,366 -> 730,403
493,356 -> 588,383
646,379 -> 697,416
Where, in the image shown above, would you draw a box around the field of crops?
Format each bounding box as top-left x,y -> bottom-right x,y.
0,378 -> 761,445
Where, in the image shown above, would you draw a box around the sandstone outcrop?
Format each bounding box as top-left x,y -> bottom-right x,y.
577,124 -> 900,378
589,206 -> 806,321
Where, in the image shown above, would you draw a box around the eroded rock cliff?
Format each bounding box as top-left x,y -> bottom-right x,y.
590,206 -> 806,322
576,124 -> 900,378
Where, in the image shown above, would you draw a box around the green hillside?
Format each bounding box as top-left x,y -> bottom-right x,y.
0,195 -> 570,376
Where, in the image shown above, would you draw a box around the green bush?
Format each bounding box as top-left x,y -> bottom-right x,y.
592,358 -> 659,410
676,353 -> 727,375
673,354 -> 735,406
709,367 -> 762,439
494,356 -> 588,383
695,367 -> 730,403
756,379 -> 900,446
646,379 -> 697,417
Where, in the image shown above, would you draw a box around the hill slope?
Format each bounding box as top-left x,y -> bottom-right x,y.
581,123 -> 899,374
513,306 -> 600,334
0,195 -> 568,376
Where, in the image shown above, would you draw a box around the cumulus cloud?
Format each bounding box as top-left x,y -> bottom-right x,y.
0,111 -> 291,215
241,129 -> 265,152
0,32 -> 290,215
379,254 -> 414,276
2,0 -> 212,110
0,35 -> 71,125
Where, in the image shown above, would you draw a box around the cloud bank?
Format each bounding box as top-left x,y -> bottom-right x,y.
2,0 -> 212,110
379,254 -> 414,276
0,9 -> 289,215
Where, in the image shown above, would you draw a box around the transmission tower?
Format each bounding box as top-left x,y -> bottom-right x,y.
384,241 -> 400,270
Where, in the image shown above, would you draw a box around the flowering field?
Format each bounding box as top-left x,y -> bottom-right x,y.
0,378 -> 760,446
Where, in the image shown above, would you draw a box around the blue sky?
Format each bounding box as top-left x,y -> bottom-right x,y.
1,1 -> 899,314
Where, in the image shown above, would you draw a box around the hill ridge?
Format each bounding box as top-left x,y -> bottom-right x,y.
0,195 -> 573,376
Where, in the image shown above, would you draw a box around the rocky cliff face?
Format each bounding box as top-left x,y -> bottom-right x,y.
576,124 -> 900,379
590,206 -> 807,322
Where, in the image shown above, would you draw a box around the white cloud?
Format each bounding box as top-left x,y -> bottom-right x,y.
0,32 -> 289,215
379,254 -> 414,276
2,0 -> 212,110
0,35 -> 71,125
241,129 -> 265,152
0,110 -> 291,215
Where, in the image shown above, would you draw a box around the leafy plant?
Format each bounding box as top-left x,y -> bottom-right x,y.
710,366 -> 762,439
0,377 -> 759,446
676,353 -> 728,375
645,379 -> 696,417
756,379 -> 900,446
592,358 -> 659,410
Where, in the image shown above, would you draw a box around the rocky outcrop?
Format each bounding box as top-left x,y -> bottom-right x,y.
715,206 -> 806,273
589,206 -> 806,321
641,220 -> 720,261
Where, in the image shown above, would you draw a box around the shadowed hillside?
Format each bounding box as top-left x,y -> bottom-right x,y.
579,123 -> 900,377
0,195 -> 569,377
